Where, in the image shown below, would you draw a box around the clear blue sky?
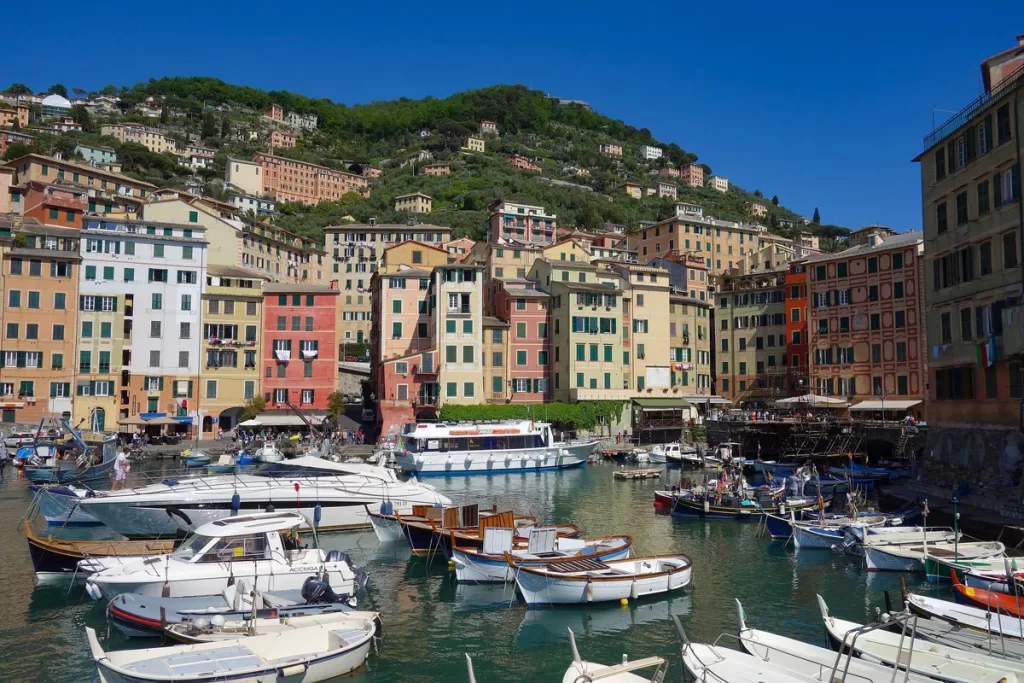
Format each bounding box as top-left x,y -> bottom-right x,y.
9,1 -> 1024,230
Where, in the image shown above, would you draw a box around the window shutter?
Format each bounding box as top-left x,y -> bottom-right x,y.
63,383 -> 70,397
16,352 -> 25,368
159,377 -> 164,391
1013,163 -> 1021,200
994,172 -> 1003,207
188,380 -> 193,398
0,355 -> 4,368
983,114 -> 993,150
77,383 -> 85,396
49,262 -> 56,277
112,298 -> 118,313
947,140 -> 956,171
49,382 -> 56,398
965,126 -> 976,161
90,380 -> 96,393
79,295 -> 85,310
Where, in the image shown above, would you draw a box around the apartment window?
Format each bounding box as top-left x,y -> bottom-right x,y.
291,316 -> 300,331
53,324 -> 64,341
392,322 -> 403,339
940,311 -> 952,343
869,285 -> 878,302
178,351 -> 189,368
463,320 -> 473,334
897,375 -> 908,396
960,307 -> 972,340
25,324 -> 37,340
149,350 -> 160,367
934,147 -> 946,180
492,352 -> 503,367
1005,231 -> 1019,269
446,345 -> 457,363
872,377 -> 883,395
894,311 -> 905,328
152,293 -> 162,310
516,350 -> 527,366
839,317 -> 850,333
997,104 -> 1011,145
978,180 -> 990,215
79,351 -> 91,373
894,281 -> 904,299
980,241 -> 993,275
462,345 -> 474,363
6,290 -> 19,308
153,244 -> 164,258
896,341 -> 907,362
100,322 -> 111,338
955,191 -> 968,225
446,382 -> 458,397
936,202 -> 947,234
870,313 -> 880,330
181,295 -> 192,312
867,257 -> 878,273
1011,362 -> 1024,399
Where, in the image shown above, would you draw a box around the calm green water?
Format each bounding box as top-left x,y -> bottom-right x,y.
0,461 -> 943,682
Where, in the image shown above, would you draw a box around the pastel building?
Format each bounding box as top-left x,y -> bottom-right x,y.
224,158 -> 263,197
100,124 -> 174,154
433,264 -> 486,406
394,193 -> 432,214
4,153 -> 157,215
628,211 -> 765,275
261,284 -> 339,412
253,153 -> 369,205
74,144 -> 117,165
487,201 -> 557,244
678,164 -> 704,188
228,192 -> 276,216
784,260 -> 810,395
708,175 -> 729,192
0,103 -> 30,128
269,130 -> 297,150
640,145 -> 662,160
492,279 -> 551,401
19,181 -> 87,229
598,144 -> 623,158
465,136 -> 485,153
507,155 -> 541,172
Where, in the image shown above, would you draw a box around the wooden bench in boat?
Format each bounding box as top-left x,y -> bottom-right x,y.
545,558 -> 610,574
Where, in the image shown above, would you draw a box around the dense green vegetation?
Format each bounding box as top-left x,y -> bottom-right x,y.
439,401 -> 627,431
4,78 -> 850,246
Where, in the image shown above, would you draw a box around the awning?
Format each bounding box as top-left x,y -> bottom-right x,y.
119,415 -> 149,425
773,393 -> 848,406
146,416 -> 179,426
252,414 -> 326,427
301,350 -> 318,360
275,350 -> 291,362
633,398 -> 692,411
173,416 -> 193,424
849,400 -> 922,412
238,418 -> 262,427
684,395 -> 732,405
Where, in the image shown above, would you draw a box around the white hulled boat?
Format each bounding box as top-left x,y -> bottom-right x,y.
393,420 -> 587,476
85,512 -> 359,600
513,554 -> 692,605
78,456 -> 450,538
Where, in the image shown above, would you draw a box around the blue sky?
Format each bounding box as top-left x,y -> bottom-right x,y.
8,1 -> 1024,230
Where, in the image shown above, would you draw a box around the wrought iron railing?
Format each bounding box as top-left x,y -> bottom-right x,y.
923,62 -> 1024,149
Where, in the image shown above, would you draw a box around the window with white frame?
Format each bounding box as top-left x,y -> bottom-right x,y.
273,388 -> 287,403
0,383 -> 12,396
146,377 -> 161,391
300,389 -> 314,404
82,296 -> 96,311
25,352 -> 40,368
513,378 -> 531,392
3,352 -> 15,368
94,381 -> 112,396
101,296 -> 115,312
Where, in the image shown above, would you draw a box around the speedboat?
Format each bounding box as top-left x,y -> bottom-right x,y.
108,577 -> 364,638
451,527 -> 632,583
84,512 -> 361,600
77,455 -> 451,538
513,554 -> 692,605
87,618 -> 375,683
255,440 -> 284,463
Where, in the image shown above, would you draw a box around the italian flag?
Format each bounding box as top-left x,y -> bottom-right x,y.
977,336 -> 996,368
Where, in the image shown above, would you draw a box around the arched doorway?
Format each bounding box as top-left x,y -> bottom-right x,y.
218,407 -> 244,432
91,408 -> 105,433
202,416 -> 213,434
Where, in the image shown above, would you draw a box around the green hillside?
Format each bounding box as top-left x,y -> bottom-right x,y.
4,78 -> 850,245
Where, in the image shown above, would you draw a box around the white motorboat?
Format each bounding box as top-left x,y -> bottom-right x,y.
562,628 -> 667,682
29,484 -> 100,525
864,540 -> 1004,572
645,445 -> 667,465
254,441 -> 284,463
77,455 -> 451,538
87,618 -> 375,683
452,527 -> 632,583
736,598 -> 935,682
818,594 -> 1023,683
166,610 -> 380,644
85,512 -> 360,601
652,442 -> 705,466
513,554 -> 691,606
393,420 -> 587,476
683,641 -> 821,682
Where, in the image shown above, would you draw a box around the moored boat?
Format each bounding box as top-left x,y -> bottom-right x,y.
671,492 -> 824,520
904,590 -> 1024,639
181,450 -> 211,467
29,484 -> 102,526
23,521 -> 177,578
206,453 -> 236,474
865,539 -> 1005,573
512,554 -> 692,606
562,627 -> 667,682
165,610 -> 380,644
952,569 -> 1024,616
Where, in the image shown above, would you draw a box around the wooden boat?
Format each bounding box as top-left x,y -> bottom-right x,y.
865,539 -> 1005,573
562,627 -> 667,682
87,619 -> 375,683
23,521 -> 176,577
206,453 -> 236,474
909,616 -> 1024,660
736,599 -> 936,683
365,502 -> 403,542
818,594 -> 1023,683
451,527 -> 632,583
511,554 -> 692,606
952,569 -> 1024,616
905,590 -> 1024,639
671,492 -> 825,520
165,611 -> 380,644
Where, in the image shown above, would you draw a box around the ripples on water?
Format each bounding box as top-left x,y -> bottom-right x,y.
0,461 -> 939,682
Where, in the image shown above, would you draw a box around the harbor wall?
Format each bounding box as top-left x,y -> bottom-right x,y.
918,425 -> 1024,501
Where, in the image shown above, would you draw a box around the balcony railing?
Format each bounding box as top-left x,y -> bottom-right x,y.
923,62 -> 1024,149
447,306 -> 471,315
415,395 -> 438,407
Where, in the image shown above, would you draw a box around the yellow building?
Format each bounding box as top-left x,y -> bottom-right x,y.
610,263 -> 671,393
225,157 -> 263,196
482,316 -> 511,402
433,264 -> 485,406
198,266 -> 268,434
543,239 -> 592,265
394,193 -> 432,214
100,124 -> 174,154
3,153 -> 157,214
142,196 -> 326,283
465,136 -> 485,153
669,288 -> 713,398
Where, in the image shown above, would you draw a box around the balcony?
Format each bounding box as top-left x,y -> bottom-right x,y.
414,363 -> 437,375
414,395 -> 438,408
447,306 -> 471,316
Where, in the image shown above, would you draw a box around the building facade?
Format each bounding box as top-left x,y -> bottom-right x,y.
487,202 -> 557,244
100,124 -> 174,154
640,145 -> 662,160
628,209 -> 764,274
394,193 -> 432,214
253,153 -> 370,205
679,164 -> 704,188
492,279 -> 551,402
784,260 -> 810,395
708,175 -> 729,192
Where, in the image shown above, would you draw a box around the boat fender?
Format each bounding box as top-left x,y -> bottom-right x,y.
630,579 -> 639,600
313,503 -> 322,528
380,501 -> 394,515
703,499 -> 709,514
780,504 -> 786,515
279,664 -> 307,677
84,582 -> 100,600
586,580 -> 594,602
231,492 -> 240,513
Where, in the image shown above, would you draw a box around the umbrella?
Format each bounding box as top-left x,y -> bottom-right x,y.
119,415 -> 149,426
146,416 -> 179,426
238,418 -> 262,427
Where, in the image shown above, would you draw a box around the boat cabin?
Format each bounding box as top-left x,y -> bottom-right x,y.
171,512 -> 306,564
399,421 -> 554,454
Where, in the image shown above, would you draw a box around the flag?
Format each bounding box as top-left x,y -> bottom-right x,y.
977,336 -> 997,368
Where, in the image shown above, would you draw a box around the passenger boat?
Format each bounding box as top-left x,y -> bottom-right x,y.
562,628 -> 667,683
108,577 -> 362,638
511,554 -> 692,606
23,521 -> 177,578
818,594 -> 1022,683
736,599 -> 935,683
84,512 -> 360,600
165,610 -> 380,645
864,539 -> 1004,573
77,455 -> 451,538
392,420 -> 587,476
451,527 -> 632,583
87,618 -> 376,683
29,484 -> 101,525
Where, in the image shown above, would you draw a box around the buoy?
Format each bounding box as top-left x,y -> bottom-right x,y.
448,560 -> 455,570
703,499 -> 710,514
231,492 -> 241,516
620,598 -> 629,607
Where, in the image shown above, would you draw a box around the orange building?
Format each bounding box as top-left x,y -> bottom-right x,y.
254,153 -> 369,205
269,130 -> 296,149
784,260 -> 809,395
21,181 -> 87,229
0,222 -> 80,423
806,231 -> 927,419
0,103 -> 30,129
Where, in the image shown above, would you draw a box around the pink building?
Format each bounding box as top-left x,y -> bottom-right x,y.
487,201 -> 557,244
493,279 -> 551,401
269,130 -> 296,149
656,182 -> 677,199
658,167 -> 680,178
362,166 -> 382,178
507,154 -> 541,172
378,349 -> 438,432
264,104 -> 284,121
679,164 -> 704,188
0,130 -> 34,156
480,120 -> 498,134
422,163 -> 450,176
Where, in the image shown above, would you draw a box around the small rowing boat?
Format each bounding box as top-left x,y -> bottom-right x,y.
865,539 -> 1005,573
23,521 -> 176,578
165,610 -> 380,644
905,590 -> 1024,639
562,628 -> 667,682
511,554 -> 692,606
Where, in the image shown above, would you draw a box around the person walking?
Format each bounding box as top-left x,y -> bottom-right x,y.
112,447 -> 131,490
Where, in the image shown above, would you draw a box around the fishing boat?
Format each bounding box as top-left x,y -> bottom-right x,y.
87,618 -> 376,683
562,628 -> 667,683
84,512 -> 360,600
181,450 -> 212,468
907,616 -> 1024,660
365,502 -> 403,542
864,539 -> 1005,573
392,420 -> 587,476
965,563 -> 1024,594
24,432 -> 117,484
736,599 -> 936,683
206,453 -> 237,474
671,490 -> 825,519
904,590 -> 1024,639
165,610 -> 381,644
254,441 -> 284,463
511,554 -> 692,606
818,594 -> 1022,683
451,527 -> 632,583
108,578 -> 363,638
952,569 -> 1024,616
77,456 -> 451,538
29,484 -> 101,525
23,521 -> 177,578
791,516 -> 890,550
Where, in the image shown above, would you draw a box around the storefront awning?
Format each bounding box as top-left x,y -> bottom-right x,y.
633,397 -> 692,411
849,400 -> 922,412
253,413 -> 326,427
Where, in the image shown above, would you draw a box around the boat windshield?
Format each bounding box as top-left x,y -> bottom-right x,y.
408,434 -> 546,452
255,462 -> 361,478
172,533 -> 215,561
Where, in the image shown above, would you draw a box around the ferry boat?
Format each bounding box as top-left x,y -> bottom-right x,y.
393,421 -> 589,476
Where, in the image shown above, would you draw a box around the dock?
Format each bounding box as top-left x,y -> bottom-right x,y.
614,468 -> 663,480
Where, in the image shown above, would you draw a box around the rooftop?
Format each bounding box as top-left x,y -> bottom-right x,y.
4,153 -> 158,188
207,264 -> 271,281
262,283 -> 339,295
482,316 -> 510,328
802,231 -> 923,264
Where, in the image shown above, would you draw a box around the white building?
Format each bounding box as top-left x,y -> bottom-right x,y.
41,94 -> 72,117
225,158 -> 263,197
284,111 -> 318,131
707,175 -> 729,192
640,145 -> 663,161
228,192 -> 276,216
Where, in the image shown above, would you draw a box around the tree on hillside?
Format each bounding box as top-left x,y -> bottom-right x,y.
159,107 -> 169,124
53,137 -> 76,159
71,105 -> 93,133
812,207 -> 821,224
201,111 -> 217,139
48,83 -> 68,98
771,195 -> 779,206
220,116 -> 230,138
819,236 -> 845,253
3,141 -> 32,160
5,83 -> 30,97
72,87 -> 87,100
100,84 -> 118,96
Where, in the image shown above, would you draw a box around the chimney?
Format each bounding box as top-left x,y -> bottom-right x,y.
1018,34 -> 1024,46
329,279 -> 339,291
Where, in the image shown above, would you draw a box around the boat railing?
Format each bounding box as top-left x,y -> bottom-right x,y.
833,611 -> 917,683
713,631 -> 880,683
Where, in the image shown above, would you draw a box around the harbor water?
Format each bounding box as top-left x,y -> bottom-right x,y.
0,459 -> 940,682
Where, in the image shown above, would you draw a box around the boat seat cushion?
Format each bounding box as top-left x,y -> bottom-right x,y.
127,646 -> 262,676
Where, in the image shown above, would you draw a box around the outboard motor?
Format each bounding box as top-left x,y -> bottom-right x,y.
325,550 -> 352,565
301,574 -> 348,604
831,526 -> 861,555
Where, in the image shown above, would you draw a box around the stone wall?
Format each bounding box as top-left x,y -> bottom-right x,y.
919,425 -> 1024,502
